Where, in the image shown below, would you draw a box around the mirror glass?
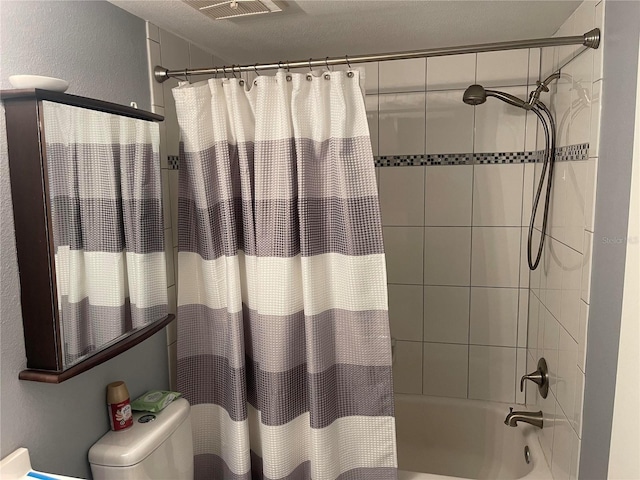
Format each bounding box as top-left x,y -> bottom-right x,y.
43,101 -> 168,369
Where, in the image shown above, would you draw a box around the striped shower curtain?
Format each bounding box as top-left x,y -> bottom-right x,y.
173,70 -> 397,480
44,101 -> 168,368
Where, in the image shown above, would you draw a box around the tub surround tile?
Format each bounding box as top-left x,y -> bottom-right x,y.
388,284 -> 424,341
393,340 -> 423,394
474,86 -> 527,158
543,308 -> 560,396
528,48 -> 541,86
379,92 -> 426,156
365,95 -> 379,156
556,326 -> 578,423
425,90 -> 474,154
424,165 -> 473,226
552,415 -> 577,480
517,288 -> 529,348
426,54 -> 476,91
423,286 -> 470,344
476,50 -> 530,87
560,246 -> 583,340
563,161 -> 588,253
146,21 -> 160,43
383,227 -> 424,285
584,157 -> 597,232
572,366 -> 585,439
379,58 -> 426,94
580,231 -> 593,304
472,164 -> 524,227
539,389 -> 557,467
468,345 -> 517,403
577,300 -> 588,373
379,166 -> 425,226
527,293 -> 541,355
469,287 -> 519,347
516,347 -> 527,404
362,62 -> 379,95
424,227 -> 471,286
471,227 -> 522,288
164,227 -> 175,287
423,342 -> 468,399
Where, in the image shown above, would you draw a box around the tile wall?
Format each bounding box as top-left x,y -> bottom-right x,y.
145,22 -> 224,389
525,2 -> 604,479
366,48 -> 541,405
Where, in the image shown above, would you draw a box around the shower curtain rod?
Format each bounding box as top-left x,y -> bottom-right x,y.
154,28 -> 600,83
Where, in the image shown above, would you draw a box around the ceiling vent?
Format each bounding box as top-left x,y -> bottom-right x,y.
183,0 -> 281,20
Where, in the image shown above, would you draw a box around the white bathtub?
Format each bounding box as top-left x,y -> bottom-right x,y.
395,394 -> 552,480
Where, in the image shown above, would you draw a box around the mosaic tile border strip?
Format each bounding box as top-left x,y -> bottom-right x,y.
168,155 -> 180,170
373,143 -> 589,167
555,143 -> 589,162
166,143 -> 589,169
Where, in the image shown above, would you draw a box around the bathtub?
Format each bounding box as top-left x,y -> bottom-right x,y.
395,394 -> 552,480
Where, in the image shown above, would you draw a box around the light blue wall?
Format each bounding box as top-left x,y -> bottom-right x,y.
0,2 -> 168,478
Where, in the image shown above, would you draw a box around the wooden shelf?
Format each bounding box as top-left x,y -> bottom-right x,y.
19,315 -> 174,383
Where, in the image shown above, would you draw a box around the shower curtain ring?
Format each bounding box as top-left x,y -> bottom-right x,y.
232,65 -> 238,78
286,61 -> 290,72
345,54 -> 351,69
278,61 -> 283,70
222,66 -> 228,79
254,64 -> 260,76
309,58 -> 313,72
325,56 -> 330,71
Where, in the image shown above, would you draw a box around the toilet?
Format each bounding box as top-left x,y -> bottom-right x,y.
88,398 -> 193,479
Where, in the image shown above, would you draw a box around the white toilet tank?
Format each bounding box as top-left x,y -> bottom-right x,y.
89,398 -> 193,480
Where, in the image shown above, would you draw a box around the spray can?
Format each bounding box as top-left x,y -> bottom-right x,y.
106,381 -> 133,431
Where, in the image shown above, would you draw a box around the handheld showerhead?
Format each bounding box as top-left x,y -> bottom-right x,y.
462,84 -> 487,105
462,84 -> 531,110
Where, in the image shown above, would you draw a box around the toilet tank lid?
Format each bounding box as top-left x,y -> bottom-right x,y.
88,398 -> 190,467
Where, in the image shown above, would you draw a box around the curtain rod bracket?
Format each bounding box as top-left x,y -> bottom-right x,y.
154,66 -> 170,84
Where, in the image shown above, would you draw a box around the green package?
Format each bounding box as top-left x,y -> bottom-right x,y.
131,390 -> 182,413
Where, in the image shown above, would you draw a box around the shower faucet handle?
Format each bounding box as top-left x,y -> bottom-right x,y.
520,357 -> 549,399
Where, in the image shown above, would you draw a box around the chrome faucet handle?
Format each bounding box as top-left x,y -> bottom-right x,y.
520,358 -> 549,398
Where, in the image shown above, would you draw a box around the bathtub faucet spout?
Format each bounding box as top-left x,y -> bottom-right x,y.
504,407 -> 543,429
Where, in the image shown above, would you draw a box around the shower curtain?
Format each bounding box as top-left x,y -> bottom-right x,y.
173,70 -> 397,480
44,101 -> 168,366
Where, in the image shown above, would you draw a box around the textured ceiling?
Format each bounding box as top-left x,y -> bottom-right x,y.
110,0 -> 582,66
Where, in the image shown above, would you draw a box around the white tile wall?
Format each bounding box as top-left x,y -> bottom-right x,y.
383,227 -> 424,284
425,166 -> 473,226
469,287 -> 519,347
474,86 -> 528,153
393,340 -> 423,394
379,58 -> 425,93
380,166 -> 425,226
468,345 -> 517,402
388,284 -> 423,341
424,227 -> 471,286
471,227 -> 522,287
425,90 -> 474,154
379,93 -> 426,155
472,164 -> 524,226
423,343 -> 468,398
426,54 -> 475,91
374,46 -> 554,404
527,8 -> 604,467
423,286 -> 469,344
476,50 -> 530,87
